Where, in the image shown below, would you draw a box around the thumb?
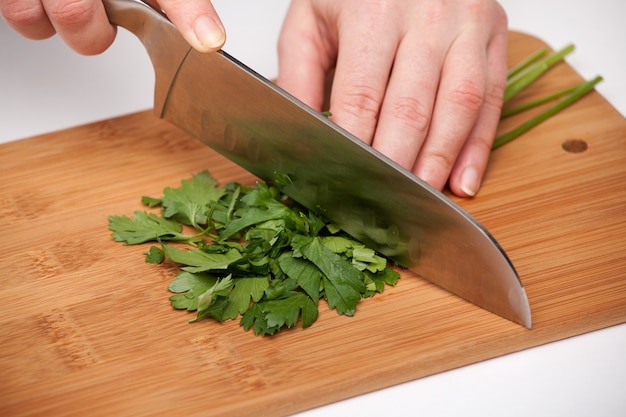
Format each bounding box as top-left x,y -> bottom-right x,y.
156,0 -> 226,52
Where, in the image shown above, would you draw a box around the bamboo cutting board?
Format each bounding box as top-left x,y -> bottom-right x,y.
1,32 -> 625,416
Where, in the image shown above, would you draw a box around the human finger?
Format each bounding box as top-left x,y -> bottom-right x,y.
370,37 -> 446,170
412,31 -> 488,191
276,0 -> 334,111
40,0 -> 116,55
448,26 -> 508,197
326,7 -> 398,144
1,0 -> 55,40
157,0 -> 225,53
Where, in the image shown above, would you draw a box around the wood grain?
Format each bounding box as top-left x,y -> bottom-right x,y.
1,32 -> 625,416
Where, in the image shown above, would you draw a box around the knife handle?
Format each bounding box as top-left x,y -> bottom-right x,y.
102,0 -> 191,116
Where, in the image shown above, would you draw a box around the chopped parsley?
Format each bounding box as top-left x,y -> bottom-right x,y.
109,171 -> 400,336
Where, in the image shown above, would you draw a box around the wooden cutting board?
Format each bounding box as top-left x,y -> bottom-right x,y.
1,32 -> 625,416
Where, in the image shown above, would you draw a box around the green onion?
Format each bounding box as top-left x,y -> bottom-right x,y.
507,46 -> 548,80
501,84 -> 579,118
493,75 -> 603,149
504,44 -> 575,103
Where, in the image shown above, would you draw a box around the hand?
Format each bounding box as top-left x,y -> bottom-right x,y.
276,0 -> 508,197
0,0 -> 226,55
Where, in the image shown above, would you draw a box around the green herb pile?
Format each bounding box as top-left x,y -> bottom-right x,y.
109,171 -> 400,336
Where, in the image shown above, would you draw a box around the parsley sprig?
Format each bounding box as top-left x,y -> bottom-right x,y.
109,171 -> 400,336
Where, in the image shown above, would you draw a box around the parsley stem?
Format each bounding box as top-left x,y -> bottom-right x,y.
493,75 -> 602,149
226,185 -> 240,223
190,227 -> 217,241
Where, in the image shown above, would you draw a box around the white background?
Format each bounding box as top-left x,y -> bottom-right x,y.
1,1 -> 625,416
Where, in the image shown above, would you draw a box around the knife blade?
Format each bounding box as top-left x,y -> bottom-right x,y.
103,0 -> 531,328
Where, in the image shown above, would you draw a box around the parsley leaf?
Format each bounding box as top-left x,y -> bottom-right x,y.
320,236 -> 388,273
141,196 -> 162,207
161,243 -> 242,273
218,184 -> 291,240
264,292 -> 318,329
168,271 -> 220,311
221,276 -> 270,320
161,170 -> 225,228
144,246 -> 164,264
109,211 -> 191,244
240,303 -> 280,336
278,254 -> 321,303
196,275 -> 234,314
292,235 -> 366,316
240,292 -> 318,336
363,268 -> 401,296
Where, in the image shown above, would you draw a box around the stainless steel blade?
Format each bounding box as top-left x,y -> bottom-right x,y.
104,0 -> 531,328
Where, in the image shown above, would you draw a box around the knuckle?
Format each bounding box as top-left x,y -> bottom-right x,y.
390,96 -> 431,135
1,1 -> 42,26
470,133 -> 496,154
415,149 -> 456,190
448,79 -> 484,113
47,0 -> 93,27
483,80 -> 506,111
427,148 -> 456,174
335,85 -> 381,122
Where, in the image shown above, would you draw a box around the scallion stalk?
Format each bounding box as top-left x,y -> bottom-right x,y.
501,84 -> 579,118
493,75 -> 603,149
504,44 -> 575,103
507,46 -> 548,79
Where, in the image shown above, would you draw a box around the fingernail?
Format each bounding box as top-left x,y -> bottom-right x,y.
193,15 -> 225,51
460,167 -> 480,197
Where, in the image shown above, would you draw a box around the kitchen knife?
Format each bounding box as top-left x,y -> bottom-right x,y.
103,0 -> 531,328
